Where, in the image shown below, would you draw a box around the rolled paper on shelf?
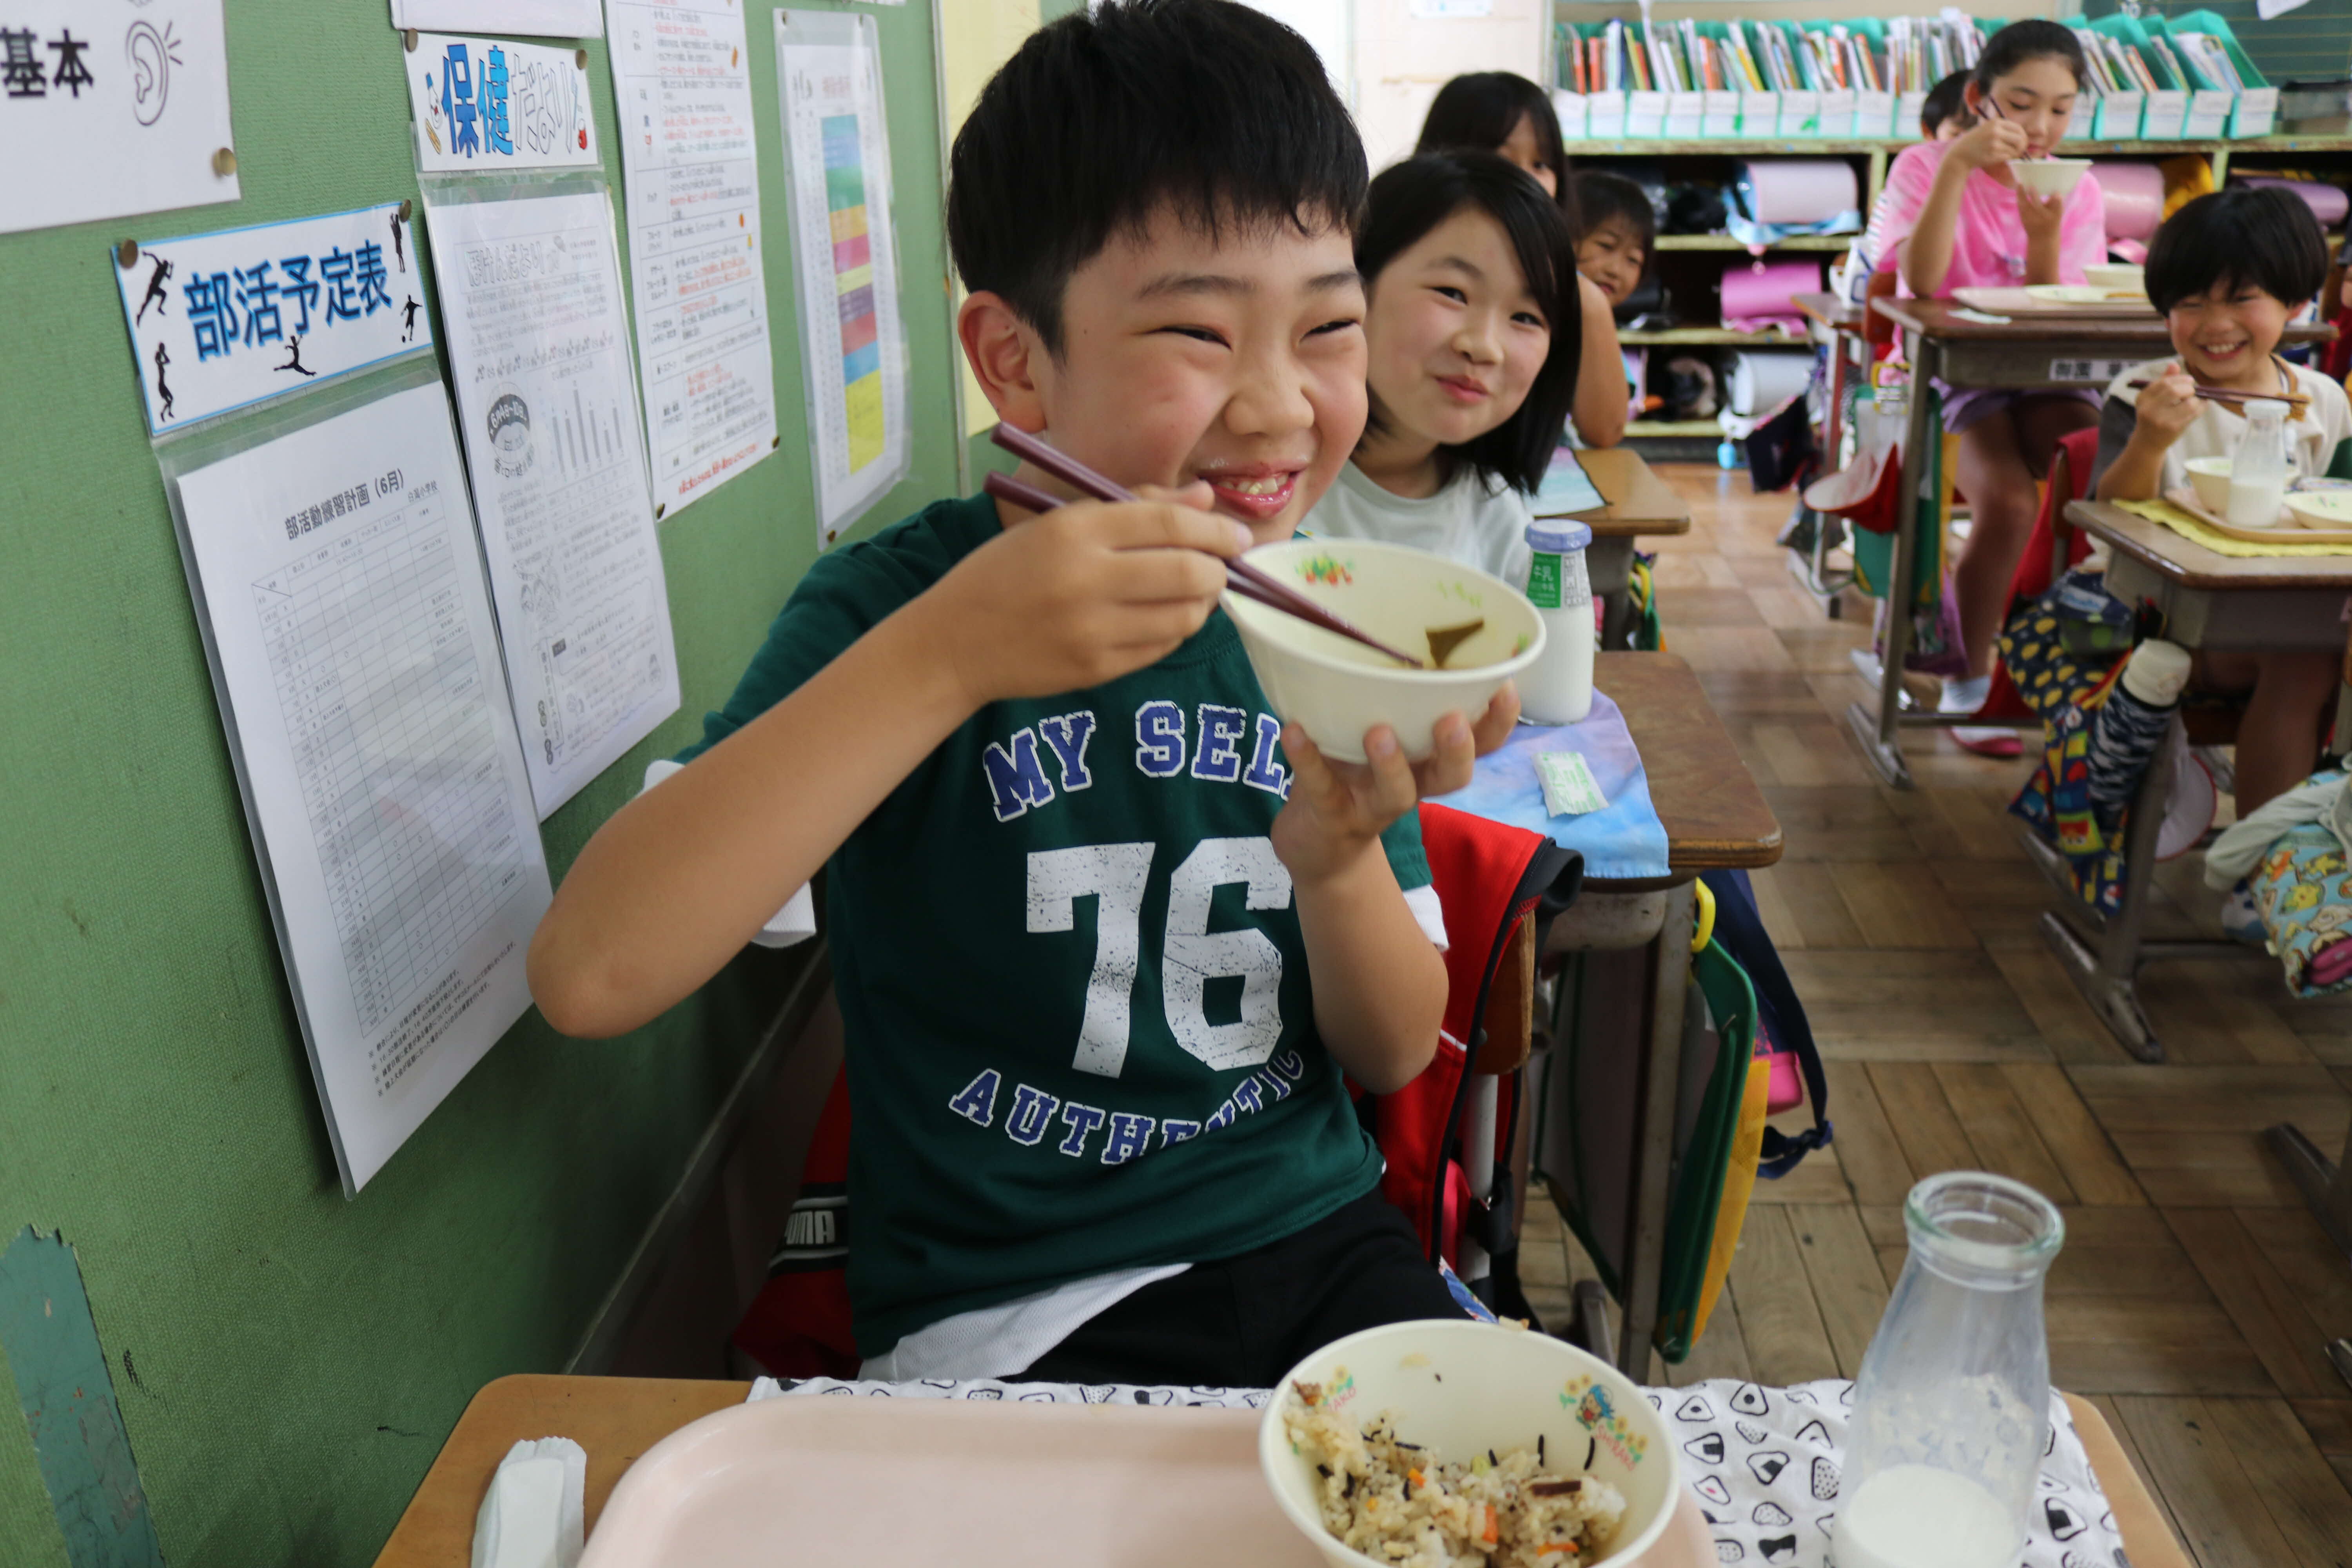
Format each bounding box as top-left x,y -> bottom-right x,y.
1727,350 -> 1815,417
2234,175 -> 2352,229
2094,161 -> 2167,243
1734,159 -> 1860,225
1719,257 -> 1824,334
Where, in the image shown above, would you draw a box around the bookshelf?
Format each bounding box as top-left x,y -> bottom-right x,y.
1562,133 -> 2352,444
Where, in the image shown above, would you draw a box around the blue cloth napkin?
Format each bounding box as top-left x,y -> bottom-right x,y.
1430,689 -> 1671,882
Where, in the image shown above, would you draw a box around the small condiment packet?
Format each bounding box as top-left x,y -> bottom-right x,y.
1535,751 -> 1607,817
472,1436 -> 585,1568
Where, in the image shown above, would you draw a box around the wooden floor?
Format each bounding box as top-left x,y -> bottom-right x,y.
1516,463 -> 2352,1568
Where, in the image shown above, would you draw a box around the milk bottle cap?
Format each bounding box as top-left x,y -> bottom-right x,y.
1525,519 -> 1592,554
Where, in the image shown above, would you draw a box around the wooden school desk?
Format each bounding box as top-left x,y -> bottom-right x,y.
1537,446 -> 1692,650
1849,298 -> 2334,789
371,1374 -> 2190,1568
2049,501 -> 2352,1263
1537,653 -> 1781,1378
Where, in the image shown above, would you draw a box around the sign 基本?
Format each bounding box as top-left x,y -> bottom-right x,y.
0,0 -> 240,235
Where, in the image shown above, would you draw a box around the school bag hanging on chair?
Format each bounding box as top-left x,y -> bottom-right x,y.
1535,873 -> 1829,1364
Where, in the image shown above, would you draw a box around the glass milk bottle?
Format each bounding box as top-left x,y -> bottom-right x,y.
1831,1172 -> 2065,1568
2225,401 -> 2289,528
1519,519 -> 1594,724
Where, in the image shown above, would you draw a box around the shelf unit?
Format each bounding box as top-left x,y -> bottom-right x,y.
1569,132 -> 2352,446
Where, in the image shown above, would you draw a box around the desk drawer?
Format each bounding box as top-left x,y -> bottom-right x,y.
2105,557 -> 2349,650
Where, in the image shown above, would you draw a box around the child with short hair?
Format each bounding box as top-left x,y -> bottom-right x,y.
1919,69 -> 1978,142
1572,170 -> 1654,311
1418,73 -> 1626,447
2092,185 -> 2352,823
528,0 -> 1516,1388
1875,21 -> 2107,755
1303,151 -> 1580,584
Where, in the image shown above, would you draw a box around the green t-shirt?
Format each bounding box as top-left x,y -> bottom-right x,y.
679,493 -> 1433,1355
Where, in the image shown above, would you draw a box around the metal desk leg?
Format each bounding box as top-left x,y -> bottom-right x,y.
1615,880 -> 1697,1378
1847,332 -> 1939,789
1586,535 -> 1636,652
2267,1119 -> 2352,1262
2030,717 -> 2183,1063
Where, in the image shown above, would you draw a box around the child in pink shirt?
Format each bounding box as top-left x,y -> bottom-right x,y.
1871,20 -> 2105,752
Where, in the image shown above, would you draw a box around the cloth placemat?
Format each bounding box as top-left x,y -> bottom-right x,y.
750,1375 -> 2127,1568
1430,690 -> 1673,881
2117,496 -> 2352,558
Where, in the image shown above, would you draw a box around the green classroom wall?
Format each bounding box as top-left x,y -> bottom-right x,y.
0,2 -> 962,1563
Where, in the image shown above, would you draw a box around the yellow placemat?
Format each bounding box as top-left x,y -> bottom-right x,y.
2115,497 -> 2352,558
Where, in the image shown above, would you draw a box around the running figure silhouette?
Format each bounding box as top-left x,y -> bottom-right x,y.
400,296 -> 421,342
135,254 -> 174,324
276,333 -> 318,377
153,342 -> 174,420
390,210 -> 407,273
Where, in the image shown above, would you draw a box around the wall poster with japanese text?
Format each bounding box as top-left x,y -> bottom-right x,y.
775,8 -> 909,546
420,177 -> 679,818
160,366 -> 552,1193
2,0 -> 240,234
402,31 -> 599,174
113,205 -> 428,435
608,0 -> 776,517
388,0 -> 603,39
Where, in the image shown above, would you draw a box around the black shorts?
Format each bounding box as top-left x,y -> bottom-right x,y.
1013,1191 -> 1469,1388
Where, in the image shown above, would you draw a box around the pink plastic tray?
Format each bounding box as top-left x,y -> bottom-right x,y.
575,1395 -> 1713,1567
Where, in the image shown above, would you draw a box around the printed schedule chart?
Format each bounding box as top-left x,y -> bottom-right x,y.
173,377 -> 551,1192
252,498 -> 523,1041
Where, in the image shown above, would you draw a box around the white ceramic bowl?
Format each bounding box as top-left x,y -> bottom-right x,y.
1225,538 -> 1544,764
2083,262 -> 2145,294
2009,157 -> 2091,200
1261,1321 -> 1681,1568
2287,489 -> 2352,528
2185,456 -> 2233,513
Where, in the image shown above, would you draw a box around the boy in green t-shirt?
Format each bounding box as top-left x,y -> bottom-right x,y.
529,0 -> 1517,1385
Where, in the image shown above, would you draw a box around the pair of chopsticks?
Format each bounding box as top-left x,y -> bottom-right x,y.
2124,377 -> 2311,414
981,423 -> 1425,668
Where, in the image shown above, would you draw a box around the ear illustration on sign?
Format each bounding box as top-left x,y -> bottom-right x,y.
126,18 -> 180,125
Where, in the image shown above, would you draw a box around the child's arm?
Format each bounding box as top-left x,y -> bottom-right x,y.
1900,118 -> 2029,298
1571,275 -> 1629,448
2016,189 -> 2066,287
2094,364 -> 2200,503
1272,698 -> 1519,1095
528,497 -> 1248,1038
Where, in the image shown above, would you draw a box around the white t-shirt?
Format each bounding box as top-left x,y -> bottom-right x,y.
1303,460 -> 1534,588
2092,357 -> 2352,498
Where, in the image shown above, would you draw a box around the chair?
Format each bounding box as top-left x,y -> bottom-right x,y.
2010,428 -> 2244,1061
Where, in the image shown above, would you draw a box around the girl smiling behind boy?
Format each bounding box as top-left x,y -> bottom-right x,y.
1417,73 -> 1625,447
1875,20 -> 2106,753
1303,151 -> 1580,588
2092,186 -> 2352,822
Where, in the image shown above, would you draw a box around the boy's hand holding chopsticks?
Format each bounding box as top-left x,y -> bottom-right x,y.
2133,361 -> 2205,444
933,479 -> 1247,706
